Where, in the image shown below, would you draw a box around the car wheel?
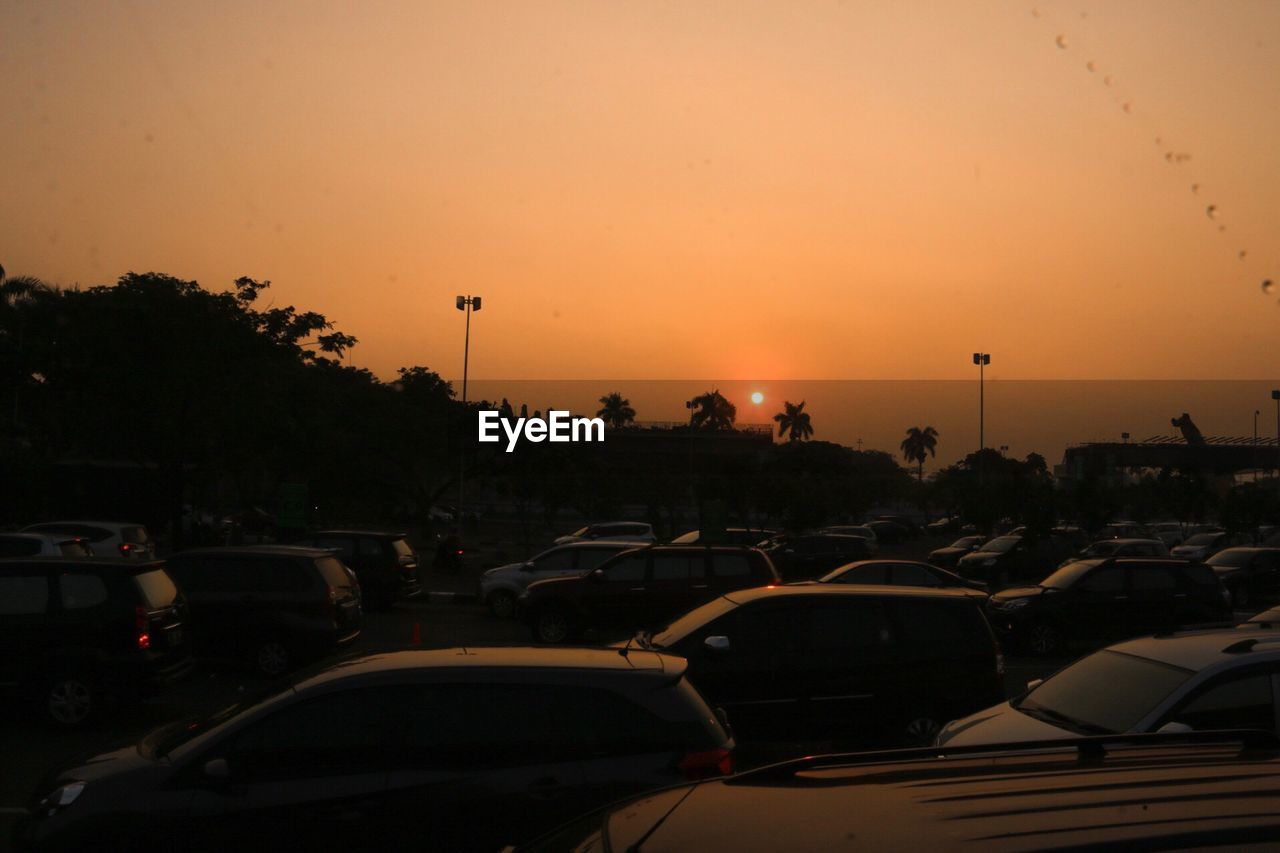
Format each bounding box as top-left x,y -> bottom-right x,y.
535,609 -> 572,644
254,639 -> 292,677
1027,622 -> 1064,657
1234,586 -> 1251,609
489,590 -> 517,619
46,674 -> 97,727
903,715 -> 942,747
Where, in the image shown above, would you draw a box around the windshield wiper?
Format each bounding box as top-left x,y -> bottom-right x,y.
1017,702 -> 1111,735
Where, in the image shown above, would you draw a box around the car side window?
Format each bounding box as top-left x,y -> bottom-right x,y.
837,564 -> 885,584
358,538 -> 383,557
710,554 -> 751,577
59,573 -> 108,610
730,604 -> 806,653
249,558 -> 310,593
892,601 -> 990,653
805,602 -> 891,652
577,548 -> 623,572
1168,672 -> 1275,732
314,537 -> 356,558
225,690 -> 393,780
1130,566 -> 1177,593
532,549 -> 577,573
1078,568 -> 1124,593
0,573 -> 50,615
889,564 -> 940,587
0,537 -> 41,557
602,554 -> 646,582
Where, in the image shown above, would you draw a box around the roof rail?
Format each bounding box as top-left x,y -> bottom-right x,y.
727,729 -> 1280,783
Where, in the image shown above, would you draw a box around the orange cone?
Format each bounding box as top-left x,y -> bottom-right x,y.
411,622 -> 421,646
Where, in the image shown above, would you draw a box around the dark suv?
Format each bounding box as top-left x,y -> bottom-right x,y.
640,585 -> 1005,746
987,557 -> 1232,655
956,534 -> 1081,587
291,529 -> 422,610
520,545 -> 779,644
758,533 -> 873,581
0,558 -> 194,726
17,647 -> 733,852
164,546 -> 362,676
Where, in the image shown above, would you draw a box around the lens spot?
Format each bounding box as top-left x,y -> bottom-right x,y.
1239,251 -> 1248,260
1055,34 -> 1068,48
1263,280 -> 1275,295
1206,205 -> 1217,219
1191,183 -> 1199,194
1086,60 -> 1096,72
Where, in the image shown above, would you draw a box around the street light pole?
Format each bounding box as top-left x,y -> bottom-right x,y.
1255,410 -> 1261,482
1272,390 -> 1280,480
456,295 -> 482,514
973,353 -> 991,490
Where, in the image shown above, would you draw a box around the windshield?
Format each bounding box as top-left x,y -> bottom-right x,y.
950,536 -> 980,548
651,596 -> 739,649
979,537 -> 1019,554
1016,650 -> 1192,734
1183,533 -> 1220,546
133,569 -> 179,608
390,538 -> 414,557
139,681 -> 293,759
1082,541 -> 1121,556
1040,560 -> 1102,590
1208,549 -> 1253,568
568,527 -> 590,538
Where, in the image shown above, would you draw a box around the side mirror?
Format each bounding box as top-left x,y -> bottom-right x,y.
203,758 -> 230,780
519,561 -> 536,573
1156,721 -> 1194,734
1025,678 -> 1043,693
704,635 -> 731,653
589,568 -> 605,582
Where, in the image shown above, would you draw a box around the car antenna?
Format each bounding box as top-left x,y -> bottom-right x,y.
618,634 -> 634,657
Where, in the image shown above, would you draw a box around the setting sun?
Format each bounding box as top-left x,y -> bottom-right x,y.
751,392 -> 764,405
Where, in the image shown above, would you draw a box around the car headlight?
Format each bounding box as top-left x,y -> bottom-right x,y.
38,781 -> 85,816
1002,598 -> 1029,610
982,557 -> 997,566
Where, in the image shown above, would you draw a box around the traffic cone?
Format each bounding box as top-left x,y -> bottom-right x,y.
411,622 -> 421,646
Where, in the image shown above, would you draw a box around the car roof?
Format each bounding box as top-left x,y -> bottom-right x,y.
834,559 -> 935,568
306,529 -> 409,538
292,647 -> 683,692
627,735 -> 1280,850
1107,625 -> 1280,672
0,557 -> 165,571
169,545 -> 337,558
724,584 -> 978,604
1096,538 -> 1165,545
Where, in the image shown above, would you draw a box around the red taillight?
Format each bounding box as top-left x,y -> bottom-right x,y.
456,549 -> 464,555
677,747 -> 733,780
135,605 -> 150,650
119,543 -> 133,556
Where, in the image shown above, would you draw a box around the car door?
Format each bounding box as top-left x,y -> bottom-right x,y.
193,688 -> 394,849
0,567 -> 52,689
580,551 -> 651,630
1155,665 -> 1280,734
707,551 -> 758,594
378,681 -> 590,850
1255,551 -> 1280,596
1062,565 -> 1133,644
1127,564 -> 1182,634
648,552 -> 702,622
793,599 -> 895,740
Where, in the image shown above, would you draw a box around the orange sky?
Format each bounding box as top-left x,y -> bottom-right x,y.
3,0 -> 1279,381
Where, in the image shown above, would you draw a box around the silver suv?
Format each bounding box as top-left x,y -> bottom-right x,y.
480,541 -> 637,618
23,521 -> 155,560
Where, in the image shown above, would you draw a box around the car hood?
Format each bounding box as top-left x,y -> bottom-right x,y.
523,574 -> 584,597
990,586 -> 1046,604
957,551 -> 1002,565
37,744 -> 156,796
484,561 -> 525,577
930,547 -> 968,558
936,701 -> 1077,747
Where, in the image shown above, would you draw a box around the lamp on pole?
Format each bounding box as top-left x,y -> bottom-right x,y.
1272,390 -> 1280,480
456,295 -> 482,513
973,353 -> 991,453
1255,410 -> 1261,482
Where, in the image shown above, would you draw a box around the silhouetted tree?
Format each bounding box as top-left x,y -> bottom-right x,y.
900,426 -> 939,482
690,389 -> 736,431
773,400 -> 814,442
596,392 -> 636,428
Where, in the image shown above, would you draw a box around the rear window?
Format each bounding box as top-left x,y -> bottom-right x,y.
121,526 -> 149,544
315,556 -> 354,589
133,569 -> 179,609
710,554 -> 752,577
58,540 -> 94,557
1181,564 -> 1221,587
892,600 -> 993,654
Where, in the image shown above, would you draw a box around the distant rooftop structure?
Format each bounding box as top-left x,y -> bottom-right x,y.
1059,436 -> 1280,480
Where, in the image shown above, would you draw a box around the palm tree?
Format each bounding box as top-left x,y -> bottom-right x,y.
596,392 -> 636,429
773,400 -> 814,442
900,426 -> 939,482
689,389 -> 736,431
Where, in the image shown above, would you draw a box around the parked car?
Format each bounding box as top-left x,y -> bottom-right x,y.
480,541 -> 638,618
639,585 -> 1004,746
670,527 -> 777,546
163,546 -> 363,676
816,525 -> 878,553
519,545 -> 779,644
1058,537 -> 1169,567
0,533 -> 93,558
864,518 -> 911,544
986,557 -> 1231,656
0,558 -> 193,726
15,647 -> 733,852
1149,521 -> 1187,548
1101,520 -> 1151,539
758,533 -> 873,580
812,559 -> 987,596
927,534 -> 985,568
526,731 -> 1280,851
1172,529 -> 1245,561
955,535 -> 1076,587
21,521 -> 155,560
553,521 -> 656,546
1209,547 -> 1280,608
289,529 -> 421,610
937,625 -> 1280,747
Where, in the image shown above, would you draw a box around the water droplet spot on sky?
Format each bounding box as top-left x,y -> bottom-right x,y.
1122,102 -> 1132,113
1191,183 -> 1199,194
1239,250 -> 1248,260
1103,75 -> 1113,86
1055,34 -> 1068,48
1086,60 -> 1096,72
1263,280 -> 1275,295
1206,205 -> 1217,219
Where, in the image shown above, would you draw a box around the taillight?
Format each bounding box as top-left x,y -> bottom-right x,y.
456,549 -> 464,555
677,747 -> 733,779
119,543 -> 133,556
994,637 -> 1005,677
135,605 -> 151,650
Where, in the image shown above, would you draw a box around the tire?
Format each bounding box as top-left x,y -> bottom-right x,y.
45,673 -> 98,728
253,638 -> 292,677
1234,585 -> 1251,609
489,590 -> 517,619
1027,621 -> 1065,657
903,715 -> 943,747
534,609 -> 572,644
